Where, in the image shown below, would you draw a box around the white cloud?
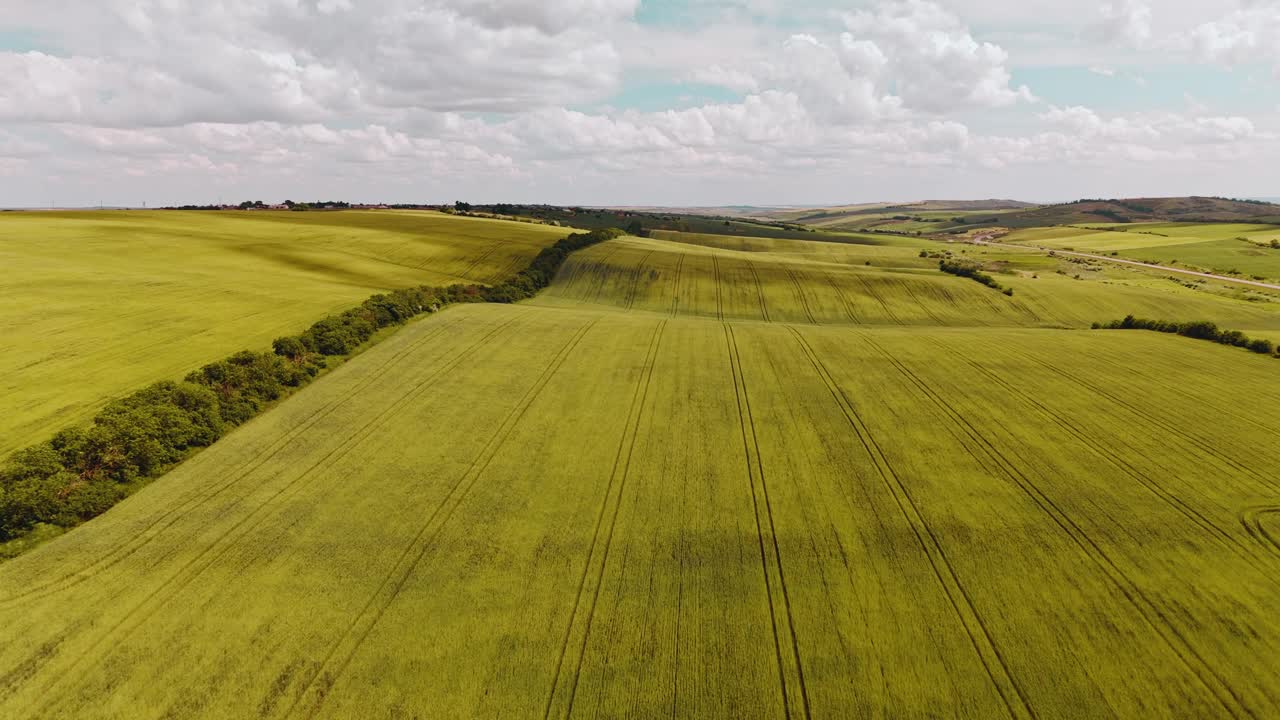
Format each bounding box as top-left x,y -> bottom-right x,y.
1182,4 -> 1280,69
842,0 -> 1035,111
1096,0 -> 1153,47
0,0 -> 1275,206
0,0 -> 630,127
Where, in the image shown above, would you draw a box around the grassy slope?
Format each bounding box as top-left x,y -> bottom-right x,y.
1006,223 -> 1280,280
990,197 -> 1280,228
3,231 -> 1280,717
0,210 -> 565,456
546,232 -> 1280,330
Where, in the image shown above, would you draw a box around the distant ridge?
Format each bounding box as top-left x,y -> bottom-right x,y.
990,196 -> 1280,228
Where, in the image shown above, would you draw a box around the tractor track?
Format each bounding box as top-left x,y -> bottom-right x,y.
861,331 -> 1256,720
289,318 -> 601,718
786,326 -> 1034,720
22,312 -> 532,717
542,320 -> 667,720
725,324 -> 811,720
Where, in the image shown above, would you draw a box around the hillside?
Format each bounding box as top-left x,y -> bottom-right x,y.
4,228 -> 1280,718
992,197 -> 1280,228
0,210 -> 567,457
766,199 -> 1035,224
756,200 -> 1037,235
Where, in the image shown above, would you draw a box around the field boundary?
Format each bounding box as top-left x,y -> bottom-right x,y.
0,228 -> 624,560
0,312 -> 476,607
17,312 -> 534,714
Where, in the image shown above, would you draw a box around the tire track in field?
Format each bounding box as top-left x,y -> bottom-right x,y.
725,325 -> 811,720
289,318 -> 601,719
669,254 -> 686,318
924,336 -> 1280,583
587,247 -> 625,306
0,312 -> 477,608
782,267 -> 817,325
785,327 -> 1034,720
1084,352 -> 1280,446
748,260 -> 772,323
1010,349 -> 1280,497
1240,507 -> 1280,556
457,240 -> 503,281
626,251 -> 657,311
821,270 -> 858,324
670,455 -> 688,720
23,313 -> 532,718
853,274 -> 902,325
860,333 -> 1257,720
542,320 -> 666,720
558,247 -> 620,305
898,280 -> 946,325
548,254 -> 592,301
711,257 -> 725,321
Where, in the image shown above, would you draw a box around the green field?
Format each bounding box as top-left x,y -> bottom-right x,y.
3,226 -> 1280,717
0,210 -> 566,456
546,232 -> 1280,331
1005,223 -> 1280,280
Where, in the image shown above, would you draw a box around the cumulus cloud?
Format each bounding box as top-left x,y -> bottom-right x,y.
0,0 -> 628,127
842,0 -> 1034,111
1181,4 -> 1280,69
1096,0 -> 1153,47
0,0 -> 1274,205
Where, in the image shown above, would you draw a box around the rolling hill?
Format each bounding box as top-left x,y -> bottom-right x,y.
0,210 -> 567,457
990,197 -> 1280,228
3,227 -> 1280,718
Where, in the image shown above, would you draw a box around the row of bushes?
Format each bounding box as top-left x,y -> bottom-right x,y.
938,259 -> 1014,296
1094,315 -> 1277,356
0,228 -> 623,546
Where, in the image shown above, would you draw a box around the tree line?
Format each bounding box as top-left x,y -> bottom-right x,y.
0,228 -> 624,550
1094,315 -> 1277,356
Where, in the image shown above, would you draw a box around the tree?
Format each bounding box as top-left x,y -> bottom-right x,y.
273,336 -> 307,361
1248,338 -> 1275,355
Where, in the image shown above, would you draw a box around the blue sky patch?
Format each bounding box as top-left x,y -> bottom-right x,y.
1013,64 -> 1274,114
0,29 -> 50,53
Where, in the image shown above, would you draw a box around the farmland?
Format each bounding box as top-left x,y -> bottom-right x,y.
542,232 -> 1280,332
1004,223 -> 1280,281
0,210 -> 566,456
4,225 -> 1280,717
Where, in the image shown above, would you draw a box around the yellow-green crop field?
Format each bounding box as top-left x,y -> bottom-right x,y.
0,210 -> 566,456
545,233 -> 1280,331
3,227 -> 1280,718
1006,222 -> 1280,280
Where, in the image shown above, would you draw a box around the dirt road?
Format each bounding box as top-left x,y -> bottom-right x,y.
970,235 -> 1280,292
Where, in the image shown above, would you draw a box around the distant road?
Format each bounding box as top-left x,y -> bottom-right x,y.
970,235 -> 1280,292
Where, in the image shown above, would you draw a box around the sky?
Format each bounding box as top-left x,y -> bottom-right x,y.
0,0 -> 1276,207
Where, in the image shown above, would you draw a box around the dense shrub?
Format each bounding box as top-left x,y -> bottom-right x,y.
938,259 -> 1006,292
0,227 -> 622,545
1098,315 -> 1278,356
